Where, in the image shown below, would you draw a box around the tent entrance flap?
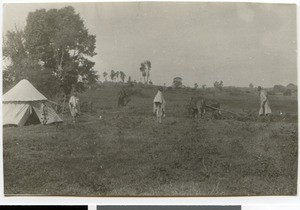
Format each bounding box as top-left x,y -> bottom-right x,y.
31,102 -> 63,125
24,109 -> 40,125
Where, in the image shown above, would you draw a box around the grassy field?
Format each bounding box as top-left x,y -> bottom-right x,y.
3,84 -> 298,196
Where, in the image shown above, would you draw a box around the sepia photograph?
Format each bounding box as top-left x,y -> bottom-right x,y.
2,2 -> 298,196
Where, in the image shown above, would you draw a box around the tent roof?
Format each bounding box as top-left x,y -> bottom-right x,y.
3,79 -> 48,102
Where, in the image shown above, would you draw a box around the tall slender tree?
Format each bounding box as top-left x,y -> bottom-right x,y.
115,71 -> 120,82
144,60 -> 151,83
103,71 -> 108,81
140,63 -> 146,83
110,70 -> 115,81
127,76 -> 132,83
139,60 -> 151,84
120,71 -> 126,82
194,83 -> 198,89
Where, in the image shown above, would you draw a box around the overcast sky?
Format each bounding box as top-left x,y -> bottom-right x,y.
3,2 -> 297,87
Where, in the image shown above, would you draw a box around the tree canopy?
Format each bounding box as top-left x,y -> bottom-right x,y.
3,6 -> 97,97
214,81 -> 224,91
173,77 -> 183,88
120,71 -> 126,82
139,60 -> 151,84
110,70 -> 116,81
103,71 -> 108,81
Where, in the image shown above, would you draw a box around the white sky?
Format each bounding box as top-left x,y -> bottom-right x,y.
3,2 -> 297,87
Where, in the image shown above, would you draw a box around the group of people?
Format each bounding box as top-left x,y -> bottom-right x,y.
152,85 -> 272,123
67,85 -> 271,124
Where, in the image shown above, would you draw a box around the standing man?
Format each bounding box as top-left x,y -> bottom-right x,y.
69,92 -> 80,123
41,102 -> 49,125
258,86 -> 271,116
153,86 -> 166,123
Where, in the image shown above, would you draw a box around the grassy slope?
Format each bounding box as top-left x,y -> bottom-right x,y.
3,85 -> 298,196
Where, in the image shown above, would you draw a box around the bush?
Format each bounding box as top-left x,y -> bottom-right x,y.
226,87 -> 243,96
267,90 -> 275,95
273,85 -> 286,93
283,89 -> 292,96
173,80 -> 183,88
214,81 -> 223,91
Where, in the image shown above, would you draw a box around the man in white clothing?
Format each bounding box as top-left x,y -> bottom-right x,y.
69,92 -> 80,123
153,87 -> 166,123
258,86 -> 271,116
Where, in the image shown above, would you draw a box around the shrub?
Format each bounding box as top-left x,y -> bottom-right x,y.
283,89 -> 292,96
267,90 -> 275,95
214,81 -> 223,91
173,77 -> 183,88
273,84 -> 286,93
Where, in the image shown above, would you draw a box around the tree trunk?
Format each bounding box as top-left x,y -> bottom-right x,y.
146,70 -> 150,84
90,101 -> 93,113
62,94 -> 67,114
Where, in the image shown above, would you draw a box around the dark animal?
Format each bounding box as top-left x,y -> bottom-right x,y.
189,96 -> 221,118
189,96 -> 206,118
118,87 -> 131,107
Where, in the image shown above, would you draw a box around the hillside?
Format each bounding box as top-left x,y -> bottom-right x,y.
3,84 -> 298,196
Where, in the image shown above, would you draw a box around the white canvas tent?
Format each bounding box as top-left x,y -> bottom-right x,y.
3,79 -> 63,126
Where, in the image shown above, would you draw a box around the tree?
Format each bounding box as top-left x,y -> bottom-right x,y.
194,83 -> 198,89
214,81 -> 223,91
115,71 -> 120,82
286,83 -> 297,91
127,76 -> 132,83
3,6 -> 97,98
127,76 -> 134,87
273,84 -> 286,93
144,60 -> 151,83
219,81 -> 223,89
249,83 -> 254,89
142,71 -> 146,83
110,70 -> 115,81
202,84 -> 206,89
173,77 -> 183,88
3,27 -> 62,97
3,68 -> 14,92
139,60 -> 151,84
283,89 -> 292,96
103,71 -> 108,81
120,71 -> 126,82
140,64 -> 146,83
